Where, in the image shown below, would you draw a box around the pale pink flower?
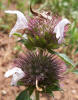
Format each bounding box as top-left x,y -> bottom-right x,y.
4,67 -> 25,86
5,10 -> 28,37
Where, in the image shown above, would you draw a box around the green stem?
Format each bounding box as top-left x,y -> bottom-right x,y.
35,90 -> 39,100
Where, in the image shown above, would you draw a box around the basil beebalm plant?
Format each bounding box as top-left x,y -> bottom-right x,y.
4,7 -> 75,100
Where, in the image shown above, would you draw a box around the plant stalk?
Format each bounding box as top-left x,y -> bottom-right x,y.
35,90 -> 39,100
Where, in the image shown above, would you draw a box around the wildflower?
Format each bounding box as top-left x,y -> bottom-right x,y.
54,18 -> 71,44
5,52 -> 66,91
5,10 -> 70,48
26,15 -> 70,49
5,10 -> 28,37
4,67 -> 25,86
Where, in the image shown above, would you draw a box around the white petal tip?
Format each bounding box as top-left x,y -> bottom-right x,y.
4,72 -> 9,78
62,18 -> 71,24
4,10 -> 17,14
5,10 -> 11,13
22,34 -> 28,39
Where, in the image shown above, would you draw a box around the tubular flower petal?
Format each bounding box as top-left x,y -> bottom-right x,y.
4,67 -> 25,86
5,10 -> 28,37
54,18 -> 71,44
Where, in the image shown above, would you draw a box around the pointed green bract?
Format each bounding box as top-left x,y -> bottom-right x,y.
16,90 -> 31,100
16,86 -> 34,100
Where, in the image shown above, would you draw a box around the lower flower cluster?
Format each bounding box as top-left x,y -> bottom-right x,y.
5,51 -> 66,91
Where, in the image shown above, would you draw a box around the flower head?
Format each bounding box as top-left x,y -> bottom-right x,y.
5,10 -> 70,47
5,52 -> 66,91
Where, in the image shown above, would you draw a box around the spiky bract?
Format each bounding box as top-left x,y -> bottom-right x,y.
13,52 -> 66,90
25,14 -> 60,49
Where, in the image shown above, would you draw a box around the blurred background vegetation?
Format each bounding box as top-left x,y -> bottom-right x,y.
0,0 -> 78,61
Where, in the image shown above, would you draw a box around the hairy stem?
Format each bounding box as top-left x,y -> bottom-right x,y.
35,90 -> 39,100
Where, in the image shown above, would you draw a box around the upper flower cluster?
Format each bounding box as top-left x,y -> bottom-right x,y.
5,10 -> 70,48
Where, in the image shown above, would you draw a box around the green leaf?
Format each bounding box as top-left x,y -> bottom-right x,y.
17,81 -> 24,86
46,84 -> 62,92
73,70 -> 78,74
14,45 -> 22,51
48,49 -> 75,68
16,90 -> 31,100
13,33 -> 22,37
44,83 -> 62,97
57,53 -> 75,68
48,91 -> 54,97
27,86 -> 35,96
16,86 -> 35,100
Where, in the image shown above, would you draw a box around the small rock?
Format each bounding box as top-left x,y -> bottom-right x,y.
65,80 -> 69,84
72,90 -> 76,94
1,90 -> 7,95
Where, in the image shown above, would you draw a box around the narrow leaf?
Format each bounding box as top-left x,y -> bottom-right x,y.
16,89 -> 31,100
16,86 -> 34,100
48,49 -> 75,68
57,53 -> 75,68
73,70 -> 78,74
